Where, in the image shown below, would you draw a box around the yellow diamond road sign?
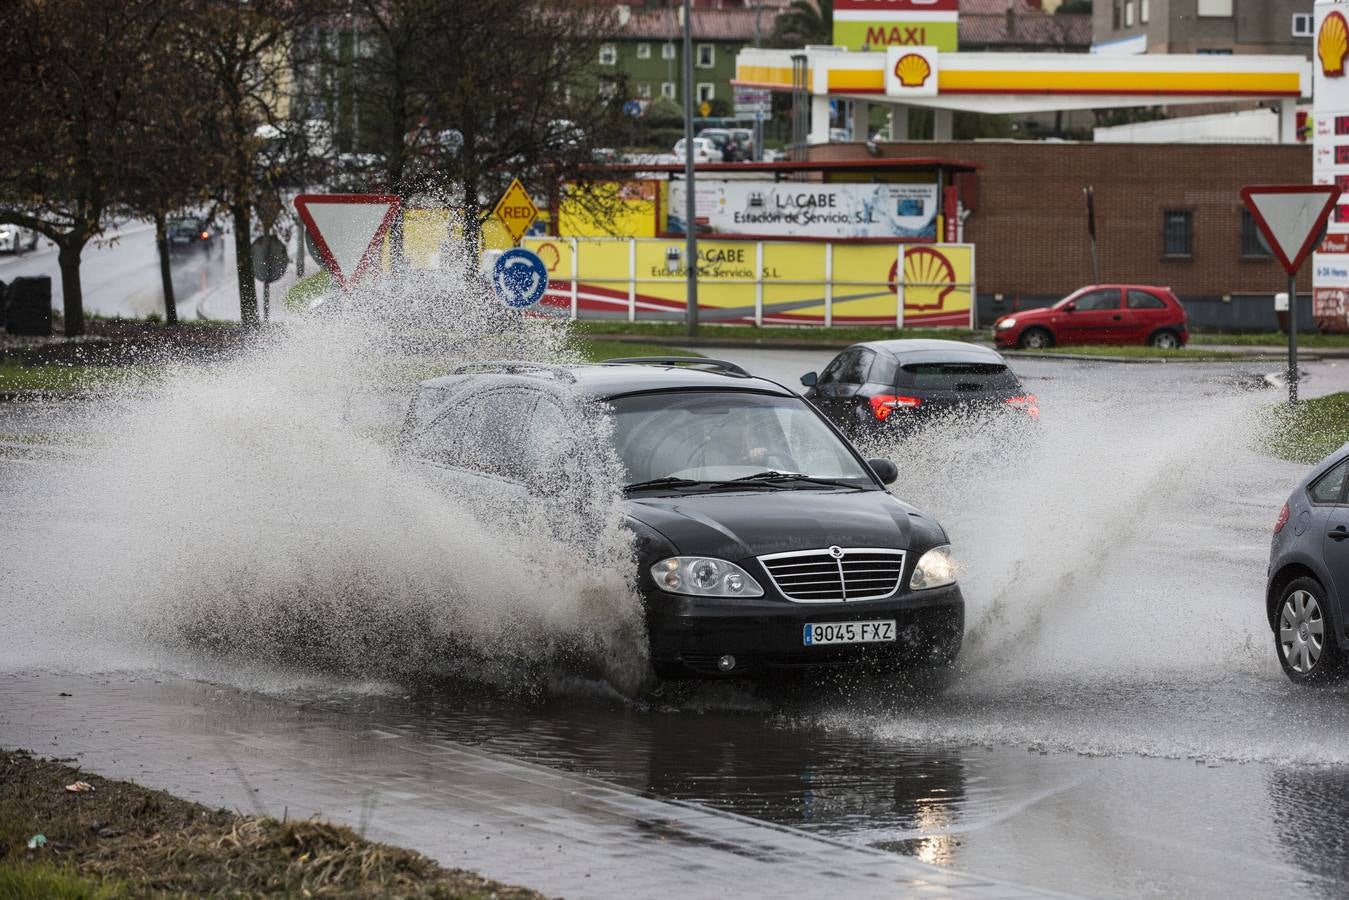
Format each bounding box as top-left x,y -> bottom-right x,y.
492,178 -> 539,245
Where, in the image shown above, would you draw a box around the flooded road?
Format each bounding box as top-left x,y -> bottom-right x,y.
4,344 -> 1349,898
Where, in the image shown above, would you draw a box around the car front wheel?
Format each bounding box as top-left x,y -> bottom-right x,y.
1019,327 -> 1053,350
1276,577 -> 1346,684
1149,330 -> 1181,350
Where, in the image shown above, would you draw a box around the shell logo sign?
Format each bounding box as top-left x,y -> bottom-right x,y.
1321,11 -> 1348,78
888,246 -> 956,311
894,53 -> 932,89
885,46 -> 939,97
522,237 -> 974,328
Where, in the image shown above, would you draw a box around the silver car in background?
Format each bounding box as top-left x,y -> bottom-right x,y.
1267,443 -> 1349,683
0,224 -> 39,254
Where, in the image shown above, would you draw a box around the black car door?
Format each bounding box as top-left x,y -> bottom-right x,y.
810,347 -> 876,434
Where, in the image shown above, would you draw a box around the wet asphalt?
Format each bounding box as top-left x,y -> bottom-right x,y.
5,349 -> 1349,898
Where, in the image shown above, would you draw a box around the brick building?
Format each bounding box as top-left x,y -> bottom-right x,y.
1093,0 -> 1315,55
809,140 -> 1312,328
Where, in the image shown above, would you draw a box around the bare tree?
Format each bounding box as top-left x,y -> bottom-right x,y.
0,0 -> 174,336
182,0 -> 330,326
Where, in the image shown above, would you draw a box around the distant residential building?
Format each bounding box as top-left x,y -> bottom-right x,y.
1092,0 -> 1315,56
596,4 -> 791,112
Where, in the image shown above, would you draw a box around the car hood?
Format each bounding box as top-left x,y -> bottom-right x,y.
626,489 -> 925,563
1008,306 -> 1058,322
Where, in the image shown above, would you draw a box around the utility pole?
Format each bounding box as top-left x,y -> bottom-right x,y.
753,0 -> 764,162
682,0 -> 699,337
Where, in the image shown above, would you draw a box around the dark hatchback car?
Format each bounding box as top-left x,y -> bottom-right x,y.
1267,444 -> 1349,684
801,340 -> 1037,439
399,358 -> 964,679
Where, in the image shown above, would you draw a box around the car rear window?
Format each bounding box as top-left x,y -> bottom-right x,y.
898,363 -> 1020,392
1127,290 -> 1166,309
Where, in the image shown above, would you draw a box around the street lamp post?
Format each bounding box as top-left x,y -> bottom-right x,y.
682,0 -> 699,337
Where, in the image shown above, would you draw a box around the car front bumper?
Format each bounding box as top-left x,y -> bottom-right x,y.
644,584 -> 964,678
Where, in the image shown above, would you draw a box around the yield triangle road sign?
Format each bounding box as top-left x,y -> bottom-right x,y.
1240,185 -> 1341,275
293,194 -> 402,290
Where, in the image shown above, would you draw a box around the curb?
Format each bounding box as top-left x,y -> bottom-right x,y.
0,390 -> 88,403
579,333 -> 1319,363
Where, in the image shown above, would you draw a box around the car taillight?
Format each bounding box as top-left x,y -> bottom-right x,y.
870,394 -> 922,421
200,231 -> 209,239
1274,502 -> 1290,534
1005,394 -> 1040,419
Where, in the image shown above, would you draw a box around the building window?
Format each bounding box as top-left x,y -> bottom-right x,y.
598,79 -> 617,100
1112,0 -> 1121,29
1197,0 -> 1232,17
599,43 -> 617,66
636,42 -> 651,59
697,44 -> 715,68
1163,210 -> 1193,257
661,82 -> 676,99
1240,209 -> 1271,257
1124,0 -> 1134,27
662,42 -> 676,60
697,83 -> 715,103
1293,13 -> 1315,38
636,82 -> 652,99
1141,0 -> 1149,24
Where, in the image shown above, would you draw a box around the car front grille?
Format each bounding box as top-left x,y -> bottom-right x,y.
757,548 -> 906,603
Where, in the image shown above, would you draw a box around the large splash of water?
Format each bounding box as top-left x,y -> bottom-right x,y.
1,257 -> 648,694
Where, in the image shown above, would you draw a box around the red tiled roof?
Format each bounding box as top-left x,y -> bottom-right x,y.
604,9 -> 779,41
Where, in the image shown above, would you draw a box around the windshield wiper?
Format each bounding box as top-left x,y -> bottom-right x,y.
623,477 -> 704,493
720,471 -> 865,490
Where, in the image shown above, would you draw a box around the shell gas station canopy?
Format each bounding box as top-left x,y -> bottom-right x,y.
734,46 -> 1312,144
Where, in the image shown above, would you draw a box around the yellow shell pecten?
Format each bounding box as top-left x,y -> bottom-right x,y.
1321,11 -> 1348,78
894,53 -> 932,89
903,247 -> 956,310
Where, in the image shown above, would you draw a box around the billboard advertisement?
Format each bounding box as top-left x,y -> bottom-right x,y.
832,0 -> 958,53
1315,1 -> 1349,330
524,237 -> 973,328
666,182 -> 940,240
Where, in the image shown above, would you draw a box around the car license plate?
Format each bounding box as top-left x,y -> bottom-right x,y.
802,620 -> 896,646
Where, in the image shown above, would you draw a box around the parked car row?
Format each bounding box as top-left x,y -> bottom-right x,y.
0,224 -> 39,255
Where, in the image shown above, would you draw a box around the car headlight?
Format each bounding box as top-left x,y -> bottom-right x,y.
650,557 -> 765,598
909,545 -> 956,590
995,317 -> 1017,330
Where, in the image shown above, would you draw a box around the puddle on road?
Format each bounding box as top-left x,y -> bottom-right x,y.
2,247 -> 1345,897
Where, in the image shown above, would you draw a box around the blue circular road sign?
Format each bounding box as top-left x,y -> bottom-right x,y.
492,248 -> 549,309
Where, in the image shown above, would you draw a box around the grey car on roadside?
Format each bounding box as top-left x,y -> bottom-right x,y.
1268,443 -> 1349,683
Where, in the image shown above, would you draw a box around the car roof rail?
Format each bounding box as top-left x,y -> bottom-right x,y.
603,356 -> 752,377
449,360 -> 577,383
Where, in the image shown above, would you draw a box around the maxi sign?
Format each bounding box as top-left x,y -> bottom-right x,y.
666,181 -> 939,240
832,0 -> 959,53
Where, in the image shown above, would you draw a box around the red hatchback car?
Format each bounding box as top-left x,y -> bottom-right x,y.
993,285 -> 1190,350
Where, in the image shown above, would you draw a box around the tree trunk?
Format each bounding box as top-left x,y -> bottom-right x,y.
154,211 -> 178,326
462,170 -> 481,278
56,240 -> 86,337
231,201 -> 258,326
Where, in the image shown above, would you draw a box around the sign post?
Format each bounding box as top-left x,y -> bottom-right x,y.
249,234 -> 290,321
293,194 -> 402,292
1241,184 -> 1342,403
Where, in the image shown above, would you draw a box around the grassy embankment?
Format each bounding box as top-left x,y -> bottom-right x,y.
1263,393 -> 1349,463
0,749 -> 539,899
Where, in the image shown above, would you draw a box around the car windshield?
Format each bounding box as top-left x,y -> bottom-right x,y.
608,391 -> 874,487
899,363 -> 1020,392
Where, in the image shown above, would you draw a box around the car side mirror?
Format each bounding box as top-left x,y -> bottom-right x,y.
867,458 -> 898,485
1064,301 -> 1077,312
800,371 -> 818,387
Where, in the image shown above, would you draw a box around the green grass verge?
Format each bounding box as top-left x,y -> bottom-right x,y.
573,339 -> 702,362
570,320 -> 985,344
1029,344 -> 1245,360
0,863 -> 129,899
0,362 -> 163,393
1191,332 -> 1349,347
1263,392 -> 1349,463
284,271 -> 333,311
